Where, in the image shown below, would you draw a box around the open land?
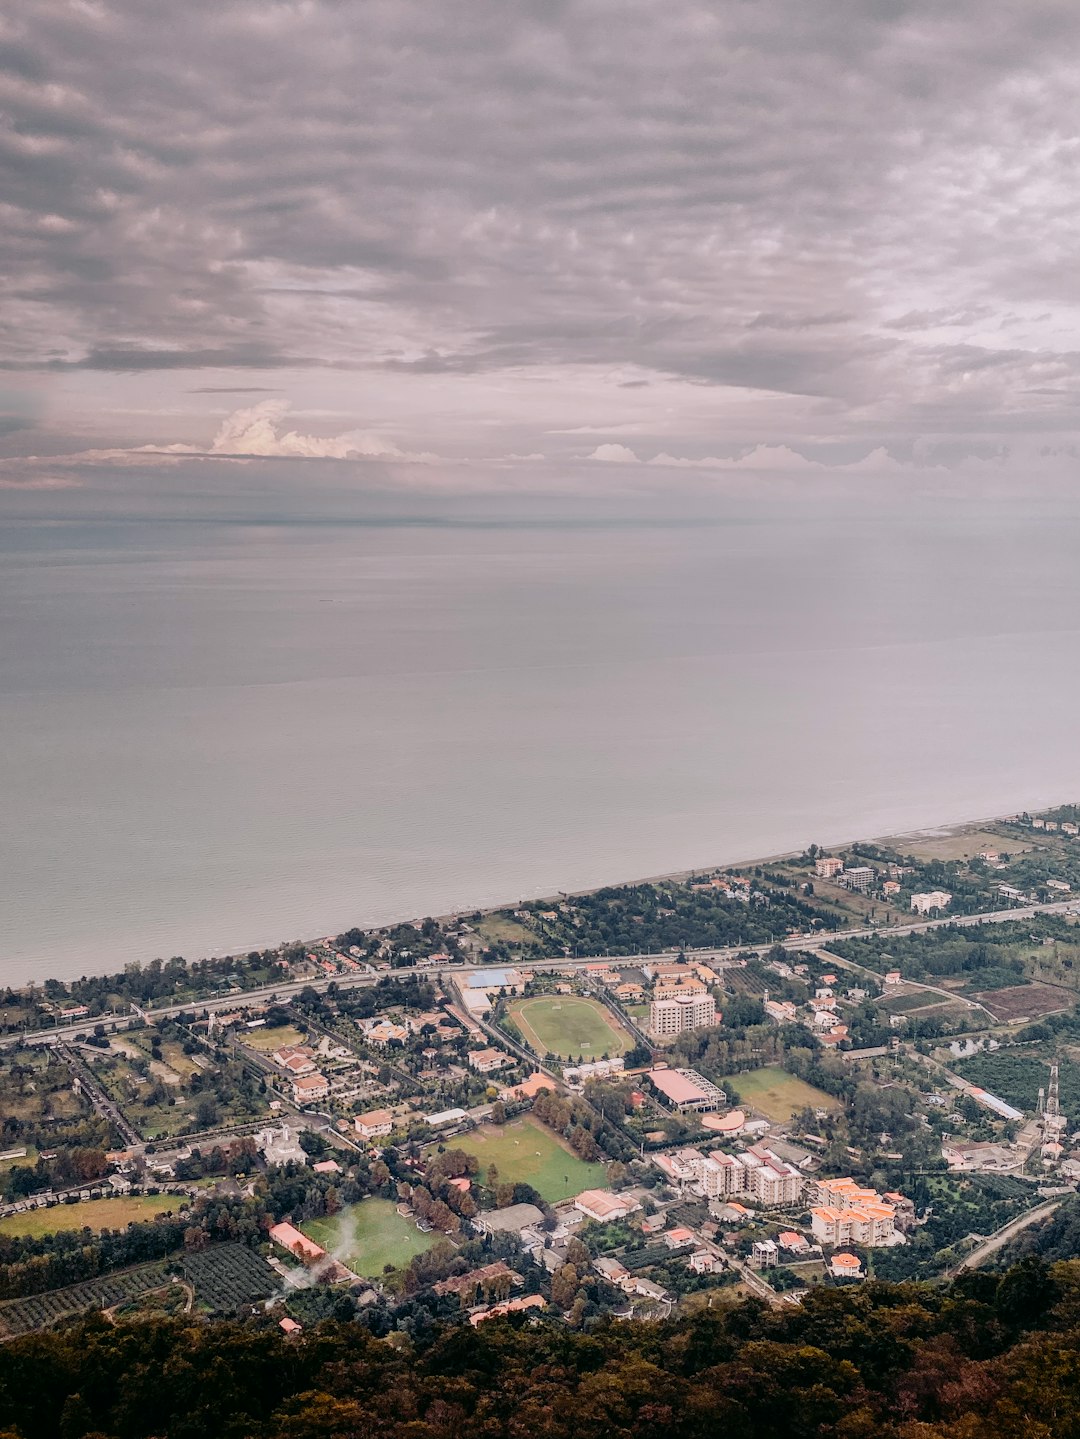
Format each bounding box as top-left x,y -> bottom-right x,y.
238,1024 -> 306,1053
724,1066 -> 841,1124
972,983 -> 1073,1022
301,1198 -> 438,1277
442,1114 -> 608,1203
507,995 -> 631,1060
0,1194 -> 184,1240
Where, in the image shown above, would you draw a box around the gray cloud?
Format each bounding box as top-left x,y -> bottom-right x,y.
3,1 -> 1080,462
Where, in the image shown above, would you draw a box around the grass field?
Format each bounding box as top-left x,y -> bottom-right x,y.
302,1199 -> 438,1277
0,1194 -> 184,1240
239,1024 -> 306,1053
507,995 -> 630,1060
724,1066 -> 841,1124
442,1114 -> 608,1202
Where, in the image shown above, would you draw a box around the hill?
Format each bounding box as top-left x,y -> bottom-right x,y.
1,1257 -> 1079,1437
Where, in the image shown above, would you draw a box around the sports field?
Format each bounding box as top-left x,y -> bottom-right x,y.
723,1066 -> 841,1124
445,1114 -> 607,1202
301,1198 -> 438,1277
0,1194 -> 183,1240
507,995 -> 631,1060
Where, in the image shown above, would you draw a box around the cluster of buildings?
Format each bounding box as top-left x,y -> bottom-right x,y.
807,1177 -> 912,1247
654,1142 -> 804,1207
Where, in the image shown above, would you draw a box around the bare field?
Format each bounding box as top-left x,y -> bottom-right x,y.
883,826 -> 1034,862
972,984 -> 1072,1022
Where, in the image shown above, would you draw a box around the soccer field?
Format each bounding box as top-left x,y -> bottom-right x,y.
507,995 -> 631,1060
302,1198 -> 438,1277
724,1066 -> 841,1124
445,1115 -> 608,1202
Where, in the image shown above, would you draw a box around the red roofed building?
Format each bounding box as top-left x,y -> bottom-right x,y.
269,1222 -> 327,1266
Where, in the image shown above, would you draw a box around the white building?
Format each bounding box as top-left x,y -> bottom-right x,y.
355,1108 -> 394,1140
839,866 -> 875,893
910,890 -> 951,915
649,992 -> 717,1037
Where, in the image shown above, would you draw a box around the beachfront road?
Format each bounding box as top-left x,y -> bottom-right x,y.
5,898 -> 1075,1051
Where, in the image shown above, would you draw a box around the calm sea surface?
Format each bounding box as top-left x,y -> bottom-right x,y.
3,486 -> 1080,984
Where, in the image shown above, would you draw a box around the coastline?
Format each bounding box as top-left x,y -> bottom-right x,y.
8,792 -> 1069,991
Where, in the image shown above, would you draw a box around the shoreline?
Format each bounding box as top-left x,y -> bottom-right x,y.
10,793 -> 1066,991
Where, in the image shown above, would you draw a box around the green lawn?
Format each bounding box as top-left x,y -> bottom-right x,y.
507,995 -> 631,1060
444,1114 -> 608,1202
239,1024 -> 306,1053
301,1199 -> 438,1278
723,1066 -> 841,1124
0,1194 -> 184,1240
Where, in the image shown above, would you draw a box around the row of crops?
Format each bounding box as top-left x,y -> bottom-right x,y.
183,1244 -> 278,1312
0,1263 -> 169,1338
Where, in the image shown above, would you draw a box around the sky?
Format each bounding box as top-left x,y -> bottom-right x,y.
3,0 -> 1080,497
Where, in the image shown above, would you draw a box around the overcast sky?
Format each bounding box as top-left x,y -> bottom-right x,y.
3,0 -> 1080,492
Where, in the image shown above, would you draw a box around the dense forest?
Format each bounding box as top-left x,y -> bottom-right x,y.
1,1257 -> 1079,1438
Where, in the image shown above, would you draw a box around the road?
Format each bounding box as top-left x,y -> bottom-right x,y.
6,898 -> 1074,1051
950,1198 -> 1063,1273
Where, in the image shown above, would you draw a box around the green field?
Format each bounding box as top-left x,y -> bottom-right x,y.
301,1199 -> 438,1277
444,1114 -> 608,1202
0,1194 -> 184,1240
724,1066 -> 841,1124
507,995 -> 631,1060
239,1024 -> 306,1053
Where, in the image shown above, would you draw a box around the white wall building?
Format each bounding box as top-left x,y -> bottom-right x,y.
649,992 -> 717,1037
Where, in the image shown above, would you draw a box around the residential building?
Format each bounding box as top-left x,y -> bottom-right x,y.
910,890 -> 951,915
778,1231 -> 810,1255
764,999 -> 797,1024
470,1294 -> 545,1325
563,1057 -> 625,1085
468,1047 -> 509,1073
274,1046 -> 316,1076
815,856 -> 844,878
882,880 -> 901,897
829,1252 -> 864,1279
883,971 -> 903,985
354,1108 -> 394,1140
291,1072 -> 330,1105
751,1239 -> 778,1268
649,992 -> 717,1037
839,866 -> 875,894
688,1249 -> 721,1274
810,1203 -> 895,1246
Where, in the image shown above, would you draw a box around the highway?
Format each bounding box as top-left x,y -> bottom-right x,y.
5,897 -> 1074,1052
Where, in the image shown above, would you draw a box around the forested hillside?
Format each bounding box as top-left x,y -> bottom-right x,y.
1,1257 -> 1078,1438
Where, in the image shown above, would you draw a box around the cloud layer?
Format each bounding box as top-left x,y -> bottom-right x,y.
3,1 -> 1080,472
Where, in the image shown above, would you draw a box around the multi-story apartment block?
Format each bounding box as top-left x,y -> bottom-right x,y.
815,856 -> 844,878
649,992 -> 716,1037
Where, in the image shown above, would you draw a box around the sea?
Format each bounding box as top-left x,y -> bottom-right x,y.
3,469 -> 1080,985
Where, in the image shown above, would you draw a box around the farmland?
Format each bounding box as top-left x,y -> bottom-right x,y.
0,1263 -> 170,1338
183,1243 -> 278,1312
0,1193 -> 185,1240
724,1066 -> 841,1124
443,1114 -> 608,1202
506,995 -> 630,1061
302,1198 -> 439,1278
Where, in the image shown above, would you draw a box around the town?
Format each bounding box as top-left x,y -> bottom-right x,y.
3,803 -> 1080,1338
